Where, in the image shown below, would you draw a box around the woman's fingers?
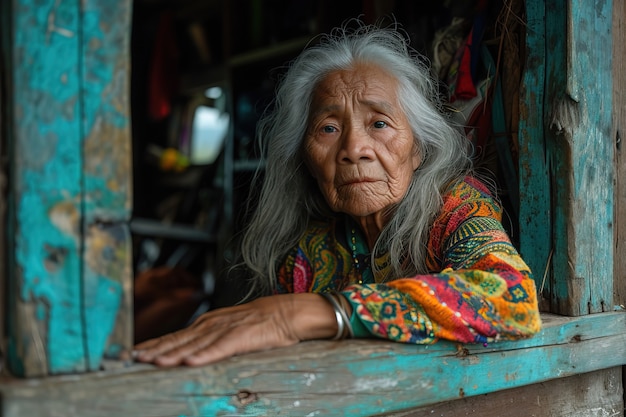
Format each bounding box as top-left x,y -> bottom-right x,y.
138,298 -> 286,363
134,333 -> 193,364
183,315 -> 296,366
134,315 -> 230,364
151,331 -> 222,367
132,293 -> 338,367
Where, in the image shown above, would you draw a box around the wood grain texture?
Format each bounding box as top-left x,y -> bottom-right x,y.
550,0 -> 614,315
613,0 -> 626,309
4,0 -> 132,377
80,0 -> 133,368
522,0 -> 615,315
385,367 -> 623,417
518,0 -> 551,307
7,0 -> 87,377
1,312 -> 625,417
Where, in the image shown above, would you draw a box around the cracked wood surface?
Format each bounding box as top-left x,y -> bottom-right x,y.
1,312 -> 625,416
520,0 -> 615,316
4,0 -> 133,377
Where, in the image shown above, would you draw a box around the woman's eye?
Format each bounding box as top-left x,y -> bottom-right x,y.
373,121 -> 387,129
322,125 -> 337,133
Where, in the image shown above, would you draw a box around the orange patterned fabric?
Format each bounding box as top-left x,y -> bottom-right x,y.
277,177 -> 541,344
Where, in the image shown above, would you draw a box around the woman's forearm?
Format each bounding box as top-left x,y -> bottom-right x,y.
133,293 -> 342,366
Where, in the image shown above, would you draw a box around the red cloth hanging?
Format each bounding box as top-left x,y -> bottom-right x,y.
447,28 -> 478,102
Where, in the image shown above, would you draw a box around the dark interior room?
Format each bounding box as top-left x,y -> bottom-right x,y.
128,0 -> 523,342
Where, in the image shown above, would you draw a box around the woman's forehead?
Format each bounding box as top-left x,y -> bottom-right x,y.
312,64 -> 401,109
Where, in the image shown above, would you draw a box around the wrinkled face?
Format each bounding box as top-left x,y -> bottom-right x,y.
303,63 -> 421,218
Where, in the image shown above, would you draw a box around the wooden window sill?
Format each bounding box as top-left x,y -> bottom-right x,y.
1,311 -> 625,416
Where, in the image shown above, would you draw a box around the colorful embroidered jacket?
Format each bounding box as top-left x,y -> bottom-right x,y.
276,177 -> 541,344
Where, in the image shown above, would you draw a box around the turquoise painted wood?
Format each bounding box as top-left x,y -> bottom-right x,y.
6,0 -> 86,377
551,0 -> 614,315
518,0 -> 551,304
5,0 -> 132,377
1,312 -> 625,416
521,1 -> 614,315
80,0 -> 133,368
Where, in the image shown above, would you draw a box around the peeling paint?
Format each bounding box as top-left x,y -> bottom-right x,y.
7,0 -> 132,376
49,200 -> 80,237
352,377 -> 398,391
302,372 -> 316,386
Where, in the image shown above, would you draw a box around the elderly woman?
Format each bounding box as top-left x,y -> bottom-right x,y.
134,24 -> 541,367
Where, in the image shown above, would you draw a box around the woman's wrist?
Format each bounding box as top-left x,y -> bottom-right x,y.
320,291 -> 353,339
287,293 -> 341,341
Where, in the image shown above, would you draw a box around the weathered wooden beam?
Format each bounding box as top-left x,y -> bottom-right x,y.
519,0 -> 551,308
1,312 -> 625,417
386,367 -> 623,417
80,0 -> 133,368
4,0 -> 132,377
6,0 -> 86,377
555,0 -> 614,315
613,0 -> 626,308
522,0 -> 615,316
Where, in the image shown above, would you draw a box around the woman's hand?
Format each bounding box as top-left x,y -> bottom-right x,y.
133,293 -> 338,367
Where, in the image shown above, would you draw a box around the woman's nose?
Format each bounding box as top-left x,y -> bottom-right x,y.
337,127 -> 374,164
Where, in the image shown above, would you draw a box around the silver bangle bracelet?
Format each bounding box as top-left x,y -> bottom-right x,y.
321,291 -> 353,340
334,292 -> 354,339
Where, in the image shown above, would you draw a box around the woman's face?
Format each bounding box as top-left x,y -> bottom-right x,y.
303,63 -> 421,218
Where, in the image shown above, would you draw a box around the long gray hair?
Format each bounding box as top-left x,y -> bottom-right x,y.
239,23 -> 472,293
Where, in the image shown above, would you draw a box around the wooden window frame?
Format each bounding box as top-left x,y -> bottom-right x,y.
1,312 -> 625,415
1,0 -> 625,415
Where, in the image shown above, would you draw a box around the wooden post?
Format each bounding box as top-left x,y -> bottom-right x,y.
3,0 -> 132,377
519,0 -> 551,310
80,0 -> 134,369
520,0 -> 615,316
613,0 -> 626,308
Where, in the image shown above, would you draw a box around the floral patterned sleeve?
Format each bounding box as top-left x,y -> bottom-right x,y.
342,178 -> 542,344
